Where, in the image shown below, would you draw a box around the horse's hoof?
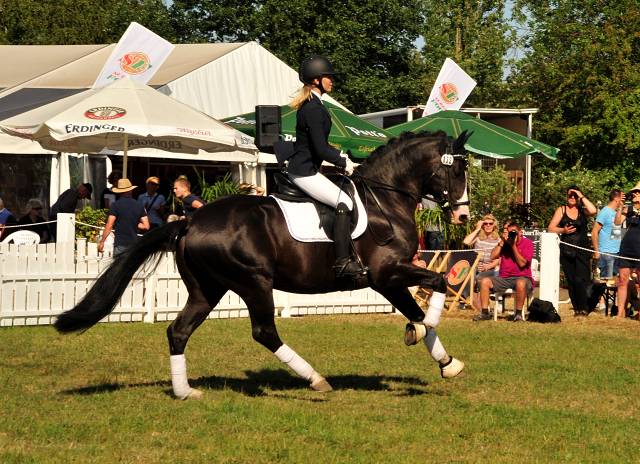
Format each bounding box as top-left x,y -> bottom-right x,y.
310,371 -> 333,392
404,322 -> 430,346
186,388 -> 205,400
440,357 -> 465,379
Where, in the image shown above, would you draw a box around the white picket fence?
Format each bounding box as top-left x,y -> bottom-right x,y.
0,239 -> 393,327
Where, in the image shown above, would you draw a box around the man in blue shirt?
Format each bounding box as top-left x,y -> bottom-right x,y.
98,179 -> 149,256
592,189 -> 624,284
138,176 -> 165,228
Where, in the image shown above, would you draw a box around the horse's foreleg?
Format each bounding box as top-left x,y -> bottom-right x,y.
377,287 -> 465,379
243,288 -> 333,392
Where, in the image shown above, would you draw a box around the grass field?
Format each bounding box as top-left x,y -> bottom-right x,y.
1,302 -> 639,463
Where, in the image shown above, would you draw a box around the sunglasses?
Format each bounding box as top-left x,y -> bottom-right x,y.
483,222 -> 494,226
149,182 -> 159,187
33,207 -> 42,211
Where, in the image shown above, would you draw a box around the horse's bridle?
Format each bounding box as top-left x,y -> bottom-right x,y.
352,151 -> 469,245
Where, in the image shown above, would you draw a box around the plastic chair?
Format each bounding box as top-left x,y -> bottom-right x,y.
2,230 -> 40,245
492,259 -> 538,320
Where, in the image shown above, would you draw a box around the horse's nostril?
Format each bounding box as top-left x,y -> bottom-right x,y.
460,215 -> 469,223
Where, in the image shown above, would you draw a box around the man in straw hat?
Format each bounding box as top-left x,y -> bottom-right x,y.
98,178 -> 149,256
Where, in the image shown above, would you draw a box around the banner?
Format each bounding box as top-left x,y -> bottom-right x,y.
444,251 -> 480,293
93,22 -> 175,88
423,58 -> 476,117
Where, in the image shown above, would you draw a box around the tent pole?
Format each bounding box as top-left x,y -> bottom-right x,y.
123,133 -> 128,178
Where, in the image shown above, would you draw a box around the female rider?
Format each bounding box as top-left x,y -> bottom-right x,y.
286,55 -> 362,278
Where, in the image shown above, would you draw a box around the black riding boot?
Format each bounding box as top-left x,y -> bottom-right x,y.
333,203 -> 365,278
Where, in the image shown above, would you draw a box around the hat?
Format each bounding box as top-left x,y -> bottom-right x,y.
112,178 -> 137,193
81,182 -> 93,199
630,181 -> 640,193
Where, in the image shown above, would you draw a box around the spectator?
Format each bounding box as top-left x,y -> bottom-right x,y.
166,214 -> 180,223
240,183 -> 265,196
100,170 -> 122,210
460,215 -> 501,309
0,197 -> 18,241
547,186 -> 597,317
49,183 -> 93,242
98,179 -> 149,256
17,198 -> 50,243
173,178 -> 204,218
614,184 -> 640,319
592,189 -> 624,310
138,176 -> 165,229
423,199 -> 444,251
474,220 -> 534,323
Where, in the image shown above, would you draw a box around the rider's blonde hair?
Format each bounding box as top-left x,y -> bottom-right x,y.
289,85 -> 314,110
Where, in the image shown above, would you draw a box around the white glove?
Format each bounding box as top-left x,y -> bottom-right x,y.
344,157 -> 356,176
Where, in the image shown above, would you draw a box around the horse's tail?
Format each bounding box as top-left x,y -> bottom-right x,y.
54,219 -> 189,334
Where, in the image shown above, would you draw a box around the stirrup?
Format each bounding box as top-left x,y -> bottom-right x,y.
334,258 -> 368,278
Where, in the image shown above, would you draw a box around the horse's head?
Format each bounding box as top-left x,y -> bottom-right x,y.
423,131 -> 472,225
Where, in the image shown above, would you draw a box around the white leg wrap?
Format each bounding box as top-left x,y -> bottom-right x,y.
170,354 -> 191,400
423,329 -> 447,363
274,344 -> 314,381
424,292 -> 446,328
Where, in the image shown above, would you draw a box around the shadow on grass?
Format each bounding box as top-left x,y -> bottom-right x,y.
191,369 -> 433,397
60,369 -> 436,398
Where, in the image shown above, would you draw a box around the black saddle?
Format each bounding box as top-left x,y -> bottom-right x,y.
272,172 -> 359,239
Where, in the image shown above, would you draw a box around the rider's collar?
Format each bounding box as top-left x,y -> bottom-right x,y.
311,90 -> 323,102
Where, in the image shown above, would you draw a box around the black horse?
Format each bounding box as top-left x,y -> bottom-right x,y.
54,130 -> 471,399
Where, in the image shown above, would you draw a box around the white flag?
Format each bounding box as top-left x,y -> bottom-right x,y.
423,58 -> 477,117
93,22 -> 175,88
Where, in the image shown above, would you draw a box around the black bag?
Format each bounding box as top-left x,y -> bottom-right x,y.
560,233 -> 579,258
527,298 -> 561,323
585,281 -> 606,314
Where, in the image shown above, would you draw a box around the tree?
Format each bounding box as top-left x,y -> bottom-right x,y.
508,0 -> 640,179
420,0 -> 512,108
170,0 -> 428,113
0,0 -> 175,45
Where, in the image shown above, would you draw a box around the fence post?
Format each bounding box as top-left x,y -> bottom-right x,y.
539,232 -> 560,310
57,213 -> 76,243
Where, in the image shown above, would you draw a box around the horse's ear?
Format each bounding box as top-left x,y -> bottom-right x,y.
453,130 -> 473,154
439,136 -> 454,155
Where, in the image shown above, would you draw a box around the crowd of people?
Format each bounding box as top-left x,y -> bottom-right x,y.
0,173 -> 265,253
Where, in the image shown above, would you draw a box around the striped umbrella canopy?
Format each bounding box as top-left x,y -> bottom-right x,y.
387,110 -> 558,160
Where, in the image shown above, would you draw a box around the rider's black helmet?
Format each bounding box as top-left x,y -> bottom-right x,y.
299,55 -> 340,85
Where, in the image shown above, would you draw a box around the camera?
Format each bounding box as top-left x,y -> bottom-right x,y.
508,230 -> 518,240
566,220 -> 581,232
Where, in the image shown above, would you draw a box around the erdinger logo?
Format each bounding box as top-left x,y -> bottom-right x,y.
85,107 -> 127,120
119,52 -> 152,75
446,260 -> 471,286
438,82 -> 459,105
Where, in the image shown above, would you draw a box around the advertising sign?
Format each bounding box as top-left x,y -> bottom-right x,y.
423,58 -> 477,117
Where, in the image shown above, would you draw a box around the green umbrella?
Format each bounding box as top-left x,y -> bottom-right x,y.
387,110 -> 559,160
221,101 -> 394,159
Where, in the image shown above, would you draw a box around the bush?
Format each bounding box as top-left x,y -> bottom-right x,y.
75,207 -> 107,242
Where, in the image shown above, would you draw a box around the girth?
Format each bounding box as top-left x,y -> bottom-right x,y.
272,172 -> 359,239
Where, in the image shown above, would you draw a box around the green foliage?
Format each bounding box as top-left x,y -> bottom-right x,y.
529,159 -> 628,227
75,206 -> 107,242
508,0 -> 640,178
421,0 -> 513,108
0,0 -> 176,45
192,168 -> 251,203
415,205 -> 471,249
468,157 -> 520,225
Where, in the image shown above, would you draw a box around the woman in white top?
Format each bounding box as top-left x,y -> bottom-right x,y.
460,214 -> 501,309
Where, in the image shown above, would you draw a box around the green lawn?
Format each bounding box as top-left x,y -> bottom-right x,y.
1,310 -> 639,463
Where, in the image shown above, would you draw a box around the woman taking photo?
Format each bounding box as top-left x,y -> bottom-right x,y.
285,55 -> 362,278
614,184 -> 640,319
460,215 -> 501,309
548,186 -> 597,316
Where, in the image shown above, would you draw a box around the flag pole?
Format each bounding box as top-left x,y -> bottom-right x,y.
123,133 -> 128,178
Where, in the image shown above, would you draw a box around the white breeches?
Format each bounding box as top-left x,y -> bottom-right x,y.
289,172 -> 354,211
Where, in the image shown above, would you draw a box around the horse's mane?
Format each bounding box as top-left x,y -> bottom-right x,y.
356,130 -> 447,174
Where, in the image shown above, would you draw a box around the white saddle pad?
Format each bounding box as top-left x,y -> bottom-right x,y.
272,188 -> 368,243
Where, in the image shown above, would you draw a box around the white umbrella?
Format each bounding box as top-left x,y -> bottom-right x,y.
0,78 -> 257,177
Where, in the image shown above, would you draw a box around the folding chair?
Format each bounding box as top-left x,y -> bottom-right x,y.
443,251 -> 482,310
2,230 -> 40,245
409,251 -> 441,308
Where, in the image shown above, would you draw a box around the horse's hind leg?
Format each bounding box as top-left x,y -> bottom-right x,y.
377,288 -> 465,379
241,285 -> 333,392
167,282 -> 228,400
